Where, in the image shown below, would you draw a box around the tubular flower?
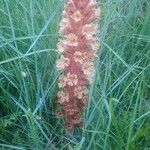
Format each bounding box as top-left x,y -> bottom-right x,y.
56,0 -> 100,132
56,55 -> 70,71
74,51 -> 86,64
57,42 -> 66,53
66,73 -> 78,86
58,75 -> 67,88
57,90 -> 69,104
71,10 -> 83,22
74,86 -> 88,99
65,33 -> 78,46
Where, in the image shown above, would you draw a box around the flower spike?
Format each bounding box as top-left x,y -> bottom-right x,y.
56,0 -> 100,132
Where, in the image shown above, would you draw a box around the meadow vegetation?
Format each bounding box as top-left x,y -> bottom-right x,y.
0,0 -> 150,149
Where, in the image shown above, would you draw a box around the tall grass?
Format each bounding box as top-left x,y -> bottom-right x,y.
0,0 -> 150,149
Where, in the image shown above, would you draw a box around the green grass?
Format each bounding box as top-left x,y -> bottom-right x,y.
0,0 -> 150,149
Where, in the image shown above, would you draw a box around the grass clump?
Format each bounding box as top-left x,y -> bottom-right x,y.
0,0 -> 150,149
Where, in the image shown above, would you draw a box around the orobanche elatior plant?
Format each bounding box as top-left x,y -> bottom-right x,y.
56,0 -> 100,132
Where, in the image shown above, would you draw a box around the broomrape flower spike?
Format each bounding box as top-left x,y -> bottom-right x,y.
56,0 -> 100,132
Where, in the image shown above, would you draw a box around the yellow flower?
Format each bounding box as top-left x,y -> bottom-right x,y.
71,10 -> 83,22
